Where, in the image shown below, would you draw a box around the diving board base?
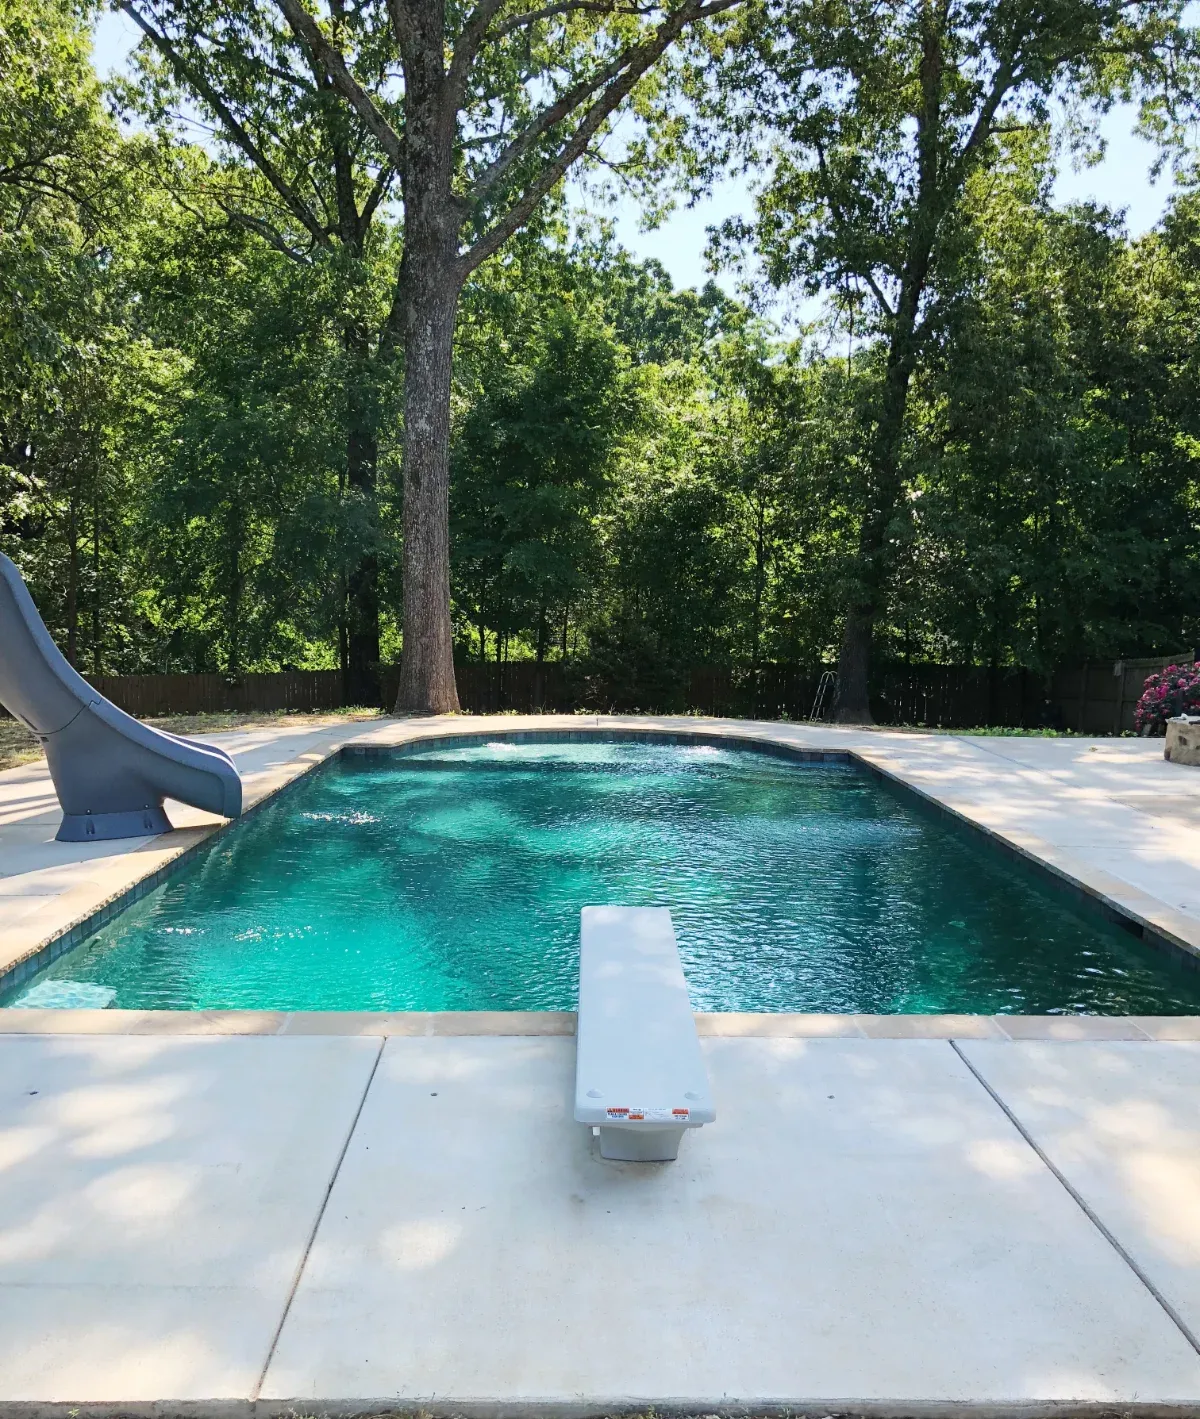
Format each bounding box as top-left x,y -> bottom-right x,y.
598,1123 -> 687,1161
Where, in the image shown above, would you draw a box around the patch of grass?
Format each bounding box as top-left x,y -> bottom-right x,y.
141,707 -> 385,736
0,718 -> 40,771
937,725 -> 1087,737
856,722 -> 1092,736
0,706 -> 387,773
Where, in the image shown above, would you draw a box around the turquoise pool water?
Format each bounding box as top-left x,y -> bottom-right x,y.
8,737 -> 1200,1013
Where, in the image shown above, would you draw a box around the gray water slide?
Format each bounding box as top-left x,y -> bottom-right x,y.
0,552 -> 242,841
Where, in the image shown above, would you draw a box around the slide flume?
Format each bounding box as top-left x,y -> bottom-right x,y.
0,552 -> 242,841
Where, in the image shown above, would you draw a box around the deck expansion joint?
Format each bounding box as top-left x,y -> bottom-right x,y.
251,1035 -> 387,1403
948,1037 -> 1200,1361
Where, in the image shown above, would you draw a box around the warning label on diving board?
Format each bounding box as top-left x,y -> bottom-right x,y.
605,1106 -> 690,1122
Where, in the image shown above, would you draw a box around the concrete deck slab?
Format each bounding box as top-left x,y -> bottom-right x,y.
960,1040 -> 1200,1348
0,1033 -> 379,1402
263,1036 -> 1200,1406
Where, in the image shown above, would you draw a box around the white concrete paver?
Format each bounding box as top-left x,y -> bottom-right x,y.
843,729 -> 1200,955
960,1040 -> 1200,1348
0,1033 -> 379,1401
262,1036 -> 1200,1406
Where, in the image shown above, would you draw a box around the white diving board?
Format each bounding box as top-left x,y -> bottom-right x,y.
574,906 -> 715,1161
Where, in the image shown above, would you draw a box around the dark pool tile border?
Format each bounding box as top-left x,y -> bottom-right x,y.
342,725 -> 854,766
251,1402 -> 1200,1419
7,1401 -> 1200,1419
0,835 -> 223,998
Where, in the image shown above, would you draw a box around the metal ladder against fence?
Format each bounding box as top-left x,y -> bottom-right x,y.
809,670 -> 838,722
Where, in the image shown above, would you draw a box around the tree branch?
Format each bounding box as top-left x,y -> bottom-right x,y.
191,29 -> 316,90
446,0 -> 511,116
224,208 -> 314,262
814,140 -> 896,319
272,0 -> 407,173
0,171 -> 105,224
487,0 -> 657,42
121,0 -> 331,250
946,48 -> 1023,191
358,163 -> 396,240
466,37 -> 647,202
462,0 -> 740,274
850,265 -> 896,322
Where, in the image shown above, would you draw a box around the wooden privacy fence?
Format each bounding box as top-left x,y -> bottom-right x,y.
84,670 -> 346,718
378,662 -> 573,716
0,651 -> 1188,730
1051,655 -> 1196,735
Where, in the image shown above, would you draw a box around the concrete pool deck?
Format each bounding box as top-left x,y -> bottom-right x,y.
6,1027 -> 1200,1412
5,716 -> 1200,1410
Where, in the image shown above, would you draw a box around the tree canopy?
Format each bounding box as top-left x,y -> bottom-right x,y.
697,0 -> 1199,715
3,0 -> 1200,724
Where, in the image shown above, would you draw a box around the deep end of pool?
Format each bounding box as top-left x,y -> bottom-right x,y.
6,733 -> 1200,1016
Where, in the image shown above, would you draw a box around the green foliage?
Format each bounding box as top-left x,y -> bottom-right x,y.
5,2 -> 1200,712
689,0 -> 1200,714
900,141 -> 1200,668
0,0 -> 156,666
453,301 -> 635,661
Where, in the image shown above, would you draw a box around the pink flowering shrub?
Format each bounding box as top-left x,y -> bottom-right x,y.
1135,664 -> 1200,735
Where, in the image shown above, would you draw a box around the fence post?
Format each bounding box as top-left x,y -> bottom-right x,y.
1112,661 -> 1124,737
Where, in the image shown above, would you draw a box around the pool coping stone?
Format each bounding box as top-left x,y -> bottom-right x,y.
5,1399 -> 1200,1418
0,1008 -> 1191,1039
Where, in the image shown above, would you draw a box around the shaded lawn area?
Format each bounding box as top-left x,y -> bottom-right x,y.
0,708 -> 386,772
0,709 -> 1102,774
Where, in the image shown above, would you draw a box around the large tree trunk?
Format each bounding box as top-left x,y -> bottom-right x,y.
834,609 -> 873,722
834,10 -> 945,725
394,266 -> 462,714
390,0 -> 463,716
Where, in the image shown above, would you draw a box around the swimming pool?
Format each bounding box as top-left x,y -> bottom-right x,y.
7,735 -> 1200,1014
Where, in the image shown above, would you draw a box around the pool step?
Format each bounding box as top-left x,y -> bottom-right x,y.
574,905 -> 715,1161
